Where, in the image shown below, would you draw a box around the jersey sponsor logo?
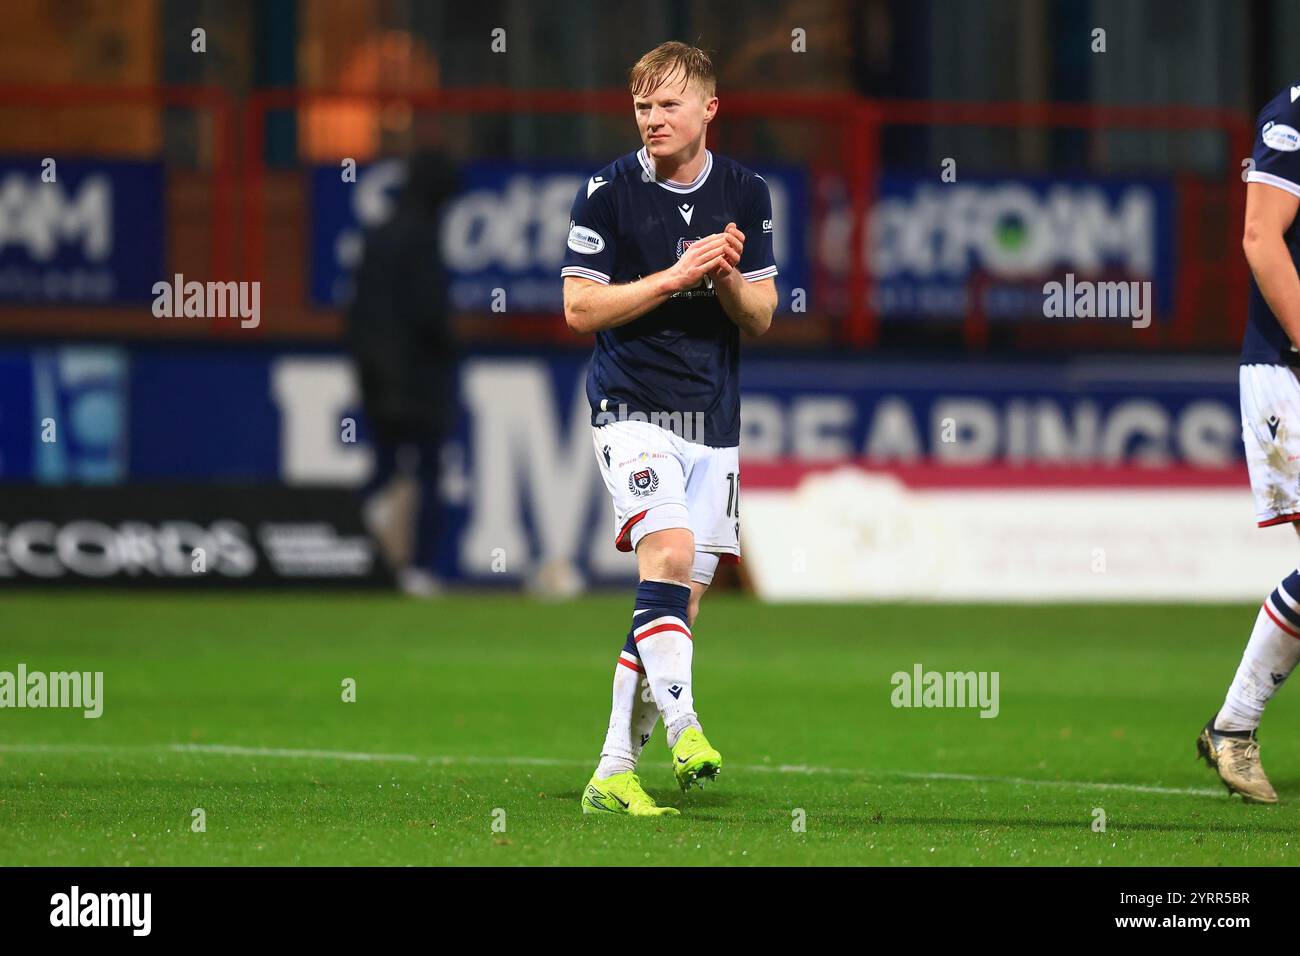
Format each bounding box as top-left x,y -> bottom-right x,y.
566,224 -> 606,254
618,451 -> 669,468
677,203 -> 694,225
1263,122 -> 1300,152
668,285 -> 717,299
587,176 -> 608,198
628,467 -> 660,497
762,218 -> 774,233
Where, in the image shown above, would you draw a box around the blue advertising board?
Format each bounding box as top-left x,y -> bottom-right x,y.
0,159 -> 165,304
863,174 -> 1177,320
0,344 -> 1244,584
310,159 -> 809,313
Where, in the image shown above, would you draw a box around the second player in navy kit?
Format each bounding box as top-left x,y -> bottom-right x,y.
1201,81 -> 1300,803
563,42 -> 778,817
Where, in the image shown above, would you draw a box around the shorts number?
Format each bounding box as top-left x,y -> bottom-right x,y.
725,471 -> 740,519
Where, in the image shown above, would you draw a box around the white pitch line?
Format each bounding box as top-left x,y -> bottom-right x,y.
881,769 -> 1224,798
173,743 -> 423,763
729,763 -> 1222,796
0,742 -> 1225,798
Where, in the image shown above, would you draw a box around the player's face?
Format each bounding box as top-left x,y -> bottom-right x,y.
633,72 -> 716,161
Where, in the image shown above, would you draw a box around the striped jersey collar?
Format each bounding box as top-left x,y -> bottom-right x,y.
636,146 -> 713,194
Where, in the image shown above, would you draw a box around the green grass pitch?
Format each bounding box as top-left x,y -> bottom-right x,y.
2,593 -> 1298,866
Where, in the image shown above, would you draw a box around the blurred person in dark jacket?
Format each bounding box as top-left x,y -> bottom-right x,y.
347,150 -> 460,596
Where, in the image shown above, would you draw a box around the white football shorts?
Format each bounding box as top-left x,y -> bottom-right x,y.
592,418 -> 740,561
1241,363 -> 1300,527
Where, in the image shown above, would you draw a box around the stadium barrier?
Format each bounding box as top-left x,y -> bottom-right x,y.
740,462 -> 1284,603
0,343 -> 1276,599
0,484 -> 391,588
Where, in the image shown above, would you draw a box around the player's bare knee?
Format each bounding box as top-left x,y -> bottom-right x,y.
652,545 -> 694,584
636,528 -> 694,584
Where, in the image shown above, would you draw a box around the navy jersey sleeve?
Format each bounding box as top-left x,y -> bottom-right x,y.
1248,94 -> 1300,198
737,175 -> 778,282
561,178 -> 618,284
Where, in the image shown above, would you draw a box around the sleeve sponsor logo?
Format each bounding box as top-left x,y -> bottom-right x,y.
567,224 -> 606,255
1263,122 -> 1300,152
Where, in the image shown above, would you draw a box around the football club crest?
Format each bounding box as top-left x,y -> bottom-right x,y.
628,467 -> 660,497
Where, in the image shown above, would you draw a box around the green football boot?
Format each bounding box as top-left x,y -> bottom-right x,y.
581,771 -> 680,817
671,727 -> 723,791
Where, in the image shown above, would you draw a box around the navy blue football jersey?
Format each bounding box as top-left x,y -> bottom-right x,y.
1243,83 -> 1300,365
561,147 -> 778,447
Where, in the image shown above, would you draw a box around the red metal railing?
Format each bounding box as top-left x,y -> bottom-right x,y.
0,85 -> 1251,349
